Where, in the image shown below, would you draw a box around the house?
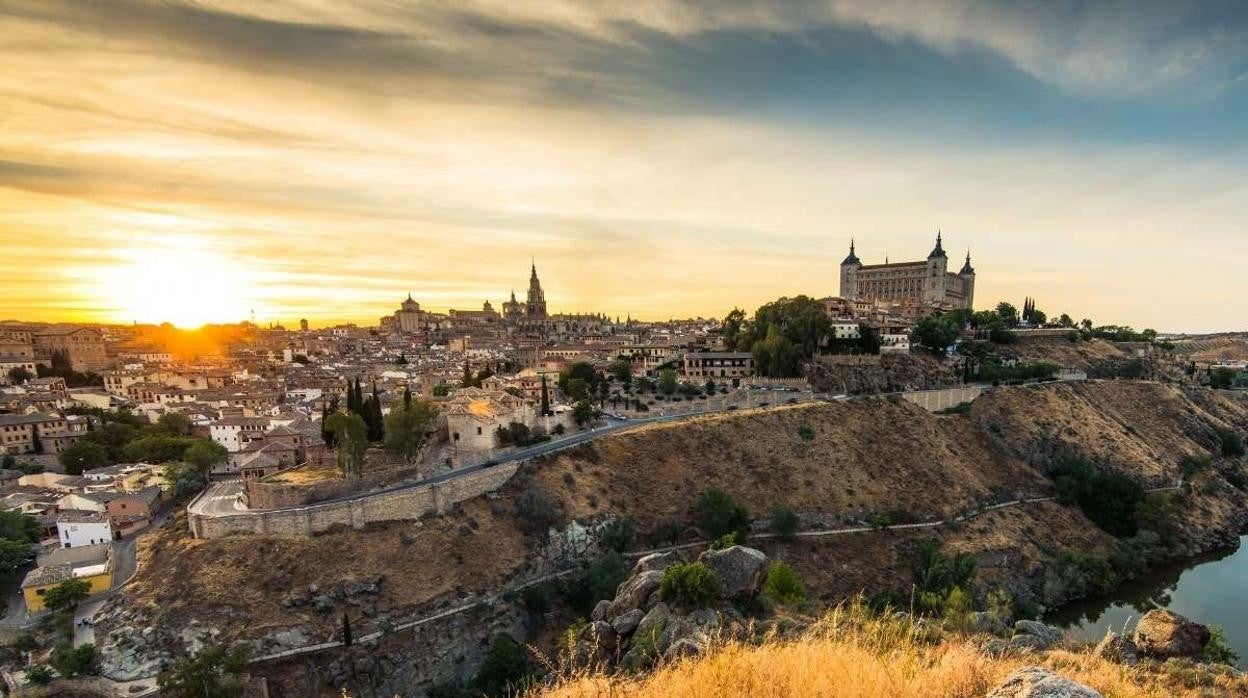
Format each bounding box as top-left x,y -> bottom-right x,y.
680,352 -> 755,381
209,416 -> 269,452
56,511 -> 113,547
103,486 -> 161,537
22,545 -> 113,613
443,388 -> 538,454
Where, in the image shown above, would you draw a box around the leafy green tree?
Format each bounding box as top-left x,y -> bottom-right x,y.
770,506 -> 799,542
51,643 -> 97,677
43,578 -> 91,612
59,440 -> 108,474
325,412 -> 368,478
720,307 -> 747,350
157,645 -> 250,698
121,434 -> 193,463
185,439 -> 227,477
7,366 -> 33,384
558,362 -> 597,395
762,561 -> 806,607
587,551 -> 629,604
910,315 -> 960,357
473,635 -> 534,698
156,412 -> 191,436
995,302 -> 1020,327
165,463 -> 206,497
0,510 -> 39,543
384,399 -> 438,462
0,538 -> 33,578
566,378 -> 590,401
610,358 -> 633,388
658,369 -> 678,396
1216,428 -> 1245,457
572,399 -> 594,428
911,539 -> 976,596
696,489 -> 750,541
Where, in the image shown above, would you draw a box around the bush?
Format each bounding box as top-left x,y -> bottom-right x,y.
762,561 -> 806,607
797,426 -> 814,441
586,551 -> 628,606
520,584 -> 552,616
660,562 -> 721,608
770,506 -> 799,542
868,512 -> 893,530
696,489 -> 750,541
1202,625 -> 1240,666
599,518 -> 634,553
1180,453 -> 1213,478
52,642 -> 97,677
709,532 -> 739,550
911,540 -> 975,597
24,665 -> 53,686
1050,457 -> 1145,537
514,486 -> 562,535
473,635 -> 534,698
1216,428 -> 1245,457
1042,550 -> 1119,606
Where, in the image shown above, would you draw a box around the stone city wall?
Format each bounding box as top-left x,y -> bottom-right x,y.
899,385 -> 985,412
190,462 -> 520,540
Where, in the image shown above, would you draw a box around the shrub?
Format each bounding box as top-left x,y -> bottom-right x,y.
1134,492 -> 1179,544
1042,550 -> 1119,606
515,486 -> 562,535
696,489 -> 750,541
941,587 -> 973,630
24,665 -> 52,686
1050,457 -> 1145,537
660,562 -> 721,608
1202,625 -> 1240,666
911,540 -> 975,597
647,520 -> 683,546
797,426 -> 814,441
51,642 -> 97,677
709,532 -> 739,550
599,518 -> 634,552
762,561 -> 806,607
1180,453 -> 1213,478
473,635 -> 534,698
770,506 -> 799,542
1216,428 -> 1245,457
868,512 -> 893,530
586,551 -> 628,606
520,584 -> 552,616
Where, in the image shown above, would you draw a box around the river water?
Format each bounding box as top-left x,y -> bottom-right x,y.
1046,535 -> 1248,668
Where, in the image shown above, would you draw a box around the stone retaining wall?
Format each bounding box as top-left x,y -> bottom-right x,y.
190,462 -> 520,539
900,385 -> 986,412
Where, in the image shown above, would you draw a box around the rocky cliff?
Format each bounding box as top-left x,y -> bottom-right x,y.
805,352 -> 964,394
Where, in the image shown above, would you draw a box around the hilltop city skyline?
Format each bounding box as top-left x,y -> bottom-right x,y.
2,2 -> 1246,332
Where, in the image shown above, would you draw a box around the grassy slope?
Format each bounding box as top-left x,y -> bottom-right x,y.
534,606 -> 1247,698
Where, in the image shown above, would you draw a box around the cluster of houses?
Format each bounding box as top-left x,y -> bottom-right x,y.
3,464 -> 167,613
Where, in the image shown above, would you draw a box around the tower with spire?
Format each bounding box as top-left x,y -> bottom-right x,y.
838,238 -> 862,299
924,230 -> 949,304
525,262 -> 548,319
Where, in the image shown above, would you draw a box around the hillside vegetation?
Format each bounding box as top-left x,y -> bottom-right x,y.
534,605 -> 1247,698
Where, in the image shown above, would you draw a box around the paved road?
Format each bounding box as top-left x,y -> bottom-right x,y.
190,390 -> 813,519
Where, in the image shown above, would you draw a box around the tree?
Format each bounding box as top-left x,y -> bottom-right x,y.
156,412 -> 191,436
566,377 -> 590,401
658,368 -> 678,396
326,412 -> 368,478
770,505 -> 799,542
539,375 -> 551,416
52,643 -> 97,677
384,399 -> 438,462
403,385 -> 412,410
696,489 -> 750,541
910,315 -> 960,357
121,434 -> 193,463
165,463 -> 206,497
610,358 -> 633,388
1058,313 -> 1075,328
0,510 -> 39,543
0,538 -> 34,577
720,307 -> 747,350
995,302 -> 1020,327
7,366 -> 32,384
704,379 -> 717,395
572,399 -> 594,428
473,635 -> 534,698
185,439 -> 228,477
157,645 -> 250,698
433,382 -> 450,397
43,578 -> 91,611
60,441 -> 108,475
341,613 -> 353,647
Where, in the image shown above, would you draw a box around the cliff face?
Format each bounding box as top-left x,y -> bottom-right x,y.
805,352 -> 964,394
112,382 -> 1248,696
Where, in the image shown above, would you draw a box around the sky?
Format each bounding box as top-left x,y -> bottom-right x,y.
0,1 -> 1245,332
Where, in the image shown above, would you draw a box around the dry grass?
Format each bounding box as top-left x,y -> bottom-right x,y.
534,605 -> 1246,698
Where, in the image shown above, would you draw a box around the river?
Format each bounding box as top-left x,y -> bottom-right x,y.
1046,535 -> 1248,668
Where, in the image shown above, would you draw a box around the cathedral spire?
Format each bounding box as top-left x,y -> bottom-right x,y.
928,229 -> 947,259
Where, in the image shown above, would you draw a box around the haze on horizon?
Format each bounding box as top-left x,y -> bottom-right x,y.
1,1 -> 1245,332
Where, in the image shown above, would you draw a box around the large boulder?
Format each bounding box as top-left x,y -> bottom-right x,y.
634,602 -> 671,642
1133,609 -> 1210,659
985,666 -> 1103,698
573,620 -> 619,667
609,570 -> 665,617
611,608 -> 644,636
632,551 -> 682,575
1011,620 -> 1063,649
696,546 -> 768,600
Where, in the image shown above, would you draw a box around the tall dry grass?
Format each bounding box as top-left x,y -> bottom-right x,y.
532,604 -> 1245,698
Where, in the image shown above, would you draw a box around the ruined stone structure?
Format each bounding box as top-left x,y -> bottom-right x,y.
839,232 -> 976,309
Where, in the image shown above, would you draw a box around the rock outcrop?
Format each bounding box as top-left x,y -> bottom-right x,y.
1133,609 -> 1210,659
696,546 -> 767,600
985,666 -> 1103,698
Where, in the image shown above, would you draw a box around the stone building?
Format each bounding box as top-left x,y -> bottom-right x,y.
839,233 -> 976,310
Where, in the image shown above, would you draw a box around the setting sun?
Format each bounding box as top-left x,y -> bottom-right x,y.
90,235 -> 259,328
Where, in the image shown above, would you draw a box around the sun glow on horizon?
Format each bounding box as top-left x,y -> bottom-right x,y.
89,235 -> 261,329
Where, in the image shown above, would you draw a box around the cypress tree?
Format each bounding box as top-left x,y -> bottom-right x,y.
341,613 -> 353,646
403,386 -> 412,410
462,360 -> 472,388
540,375 -> 550,416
